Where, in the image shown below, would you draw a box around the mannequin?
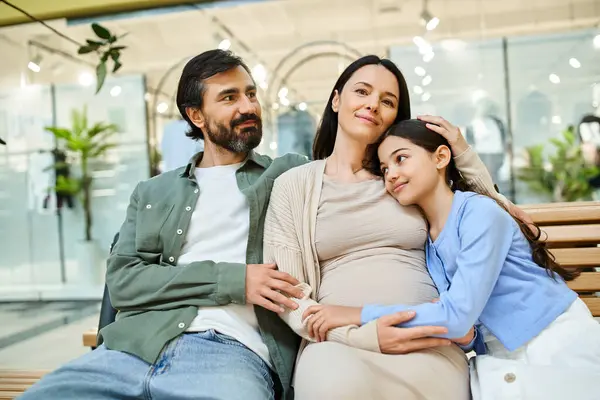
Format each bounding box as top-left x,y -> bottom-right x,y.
276,108 -> 315,158
465,99 -> 508,184
578,113 -> 600,189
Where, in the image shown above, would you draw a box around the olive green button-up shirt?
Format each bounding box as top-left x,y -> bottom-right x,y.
100,150 -> 308,400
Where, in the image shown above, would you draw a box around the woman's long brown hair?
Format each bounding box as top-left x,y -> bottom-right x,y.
365,119 -> 579,281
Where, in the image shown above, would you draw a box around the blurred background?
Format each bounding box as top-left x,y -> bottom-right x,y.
0,0 -> 599,372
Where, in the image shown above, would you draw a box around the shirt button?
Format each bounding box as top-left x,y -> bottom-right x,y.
178,322 -> 185,329
504,373 -> 516,383
177,229 -> 183,235
194,189 -> 199,194
185,206 -> 191,211
169,256 -> 175,262
145,204 -> 151,209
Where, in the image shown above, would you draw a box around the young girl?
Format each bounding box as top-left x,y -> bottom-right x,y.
304,119 -> 600,398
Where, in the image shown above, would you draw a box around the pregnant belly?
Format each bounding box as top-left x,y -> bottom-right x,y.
317,253 -> 439,307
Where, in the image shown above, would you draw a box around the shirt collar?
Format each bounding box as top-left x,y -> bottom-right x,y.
180,150 -> 270,178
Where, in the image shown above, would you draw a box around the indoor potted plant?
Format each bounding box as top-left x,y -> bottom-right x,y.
45,106 -> 118,282
518,126 -> 599,202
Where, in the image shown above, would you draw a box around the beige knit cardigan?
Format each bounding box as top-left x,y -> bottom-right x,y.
263,147 -> 504,353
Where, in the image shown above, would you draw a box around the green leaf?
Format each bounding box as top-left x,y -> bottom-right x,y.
110,46 -> 127,51
78,45 -> 96,54
90,143 -> 118,157
92,23 -> 112,40
101,52 -> 110,63
113,61 -> 122,73
45,127 -> 72,140
95,62 -> 107,94
86,39 -> 103,46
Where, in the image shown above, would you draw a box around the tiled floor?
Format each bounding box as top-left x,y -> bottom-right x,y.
0,301 -> 100,370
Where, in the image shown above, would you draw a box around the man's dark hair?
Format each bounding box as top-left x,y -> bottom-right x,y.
176,49 -> 252,140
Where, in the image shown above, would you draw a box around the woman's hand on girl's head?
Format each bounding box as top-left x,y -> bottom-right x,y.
303,305 -> 363,342
417,115 -> 469,156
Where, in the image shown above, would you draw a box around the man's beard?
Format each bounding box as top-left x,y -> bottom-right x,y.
204,113 -> 262,154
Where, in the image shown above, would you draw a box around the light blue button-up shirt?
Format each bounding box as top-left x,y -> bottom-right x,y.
362,190 -> 577,353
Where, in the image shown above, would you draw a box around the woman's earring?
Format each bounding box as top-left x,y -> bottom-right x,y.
449,179 -> 454,187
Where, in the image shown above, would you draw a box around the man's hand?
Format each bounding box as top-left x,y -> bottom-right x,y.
245,263 -> 304,313
302,305 -> 362,342
377,311 -> 452,354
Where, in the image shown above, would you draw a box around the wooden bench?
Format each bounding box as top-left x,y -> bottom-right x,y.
521,201 -> 600,316
0,370 -> 48,400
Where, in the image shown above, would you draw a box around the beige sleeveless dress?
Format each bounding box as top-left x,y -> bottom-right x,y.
293,176 -> 470,400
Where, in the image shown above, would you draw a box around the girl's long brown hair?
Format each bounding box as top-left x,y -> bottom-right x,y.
365,119 -> 579,281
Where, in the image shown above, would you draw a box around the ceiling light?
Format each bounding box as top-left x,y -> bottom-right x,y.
218,39 -> 231,50
156,102 -> 169,114
144,92 -> 151,102
78,72 -> 94,87
552,116 -> 562,124
110,86 -> 122,97
413,85 -> 424,94
278,87 -> 288,98
423,51 -> 435,63
272,103 -> 280,110
414,66 -> 426,77
252,64 -> 267,84
422,75 -> 432,86
569,58 -> 581,68
426,16 -> 440,31
549,74 -> 560,84
280,97 -> 290,107
413,36 -> 429,48
269,142 -> 278,150
27,54 -> 42,73
420,7 -> 439,31
298,102 -> 307,111
422,92 -> 431,102
594,34 -> 600,49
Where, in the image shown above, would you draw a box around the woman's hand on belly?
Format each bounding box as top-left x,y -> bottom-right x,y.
303,305 -> 362,342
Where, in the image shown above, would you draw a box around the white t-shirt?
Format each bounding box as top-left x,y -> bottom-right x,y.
177,162 -> 271,366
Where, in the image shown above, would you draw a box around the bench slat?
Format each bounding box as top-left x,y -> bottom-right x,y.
0,379 -> 38,385
0,392 -> 23,400
567,272 -> 600,292
522,202 -> 600,225
0,383 -> 33,392
582,297 -> 600,317
540,225 -> 600,246
83,329 -> 98,348
0,371 -> 47,380
550,248 -> 600,267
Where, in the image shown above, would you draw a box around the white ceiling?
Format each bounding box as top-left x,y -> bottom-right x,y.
0,0 -> 599,115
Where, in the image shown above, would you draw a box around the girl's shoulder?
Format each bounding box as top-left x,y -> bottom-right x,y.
454,190 -> 511,223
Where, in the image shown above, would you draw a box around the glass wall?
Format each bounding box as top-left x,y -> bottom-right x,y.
0,74 -> 149,292
389,28 -> 600,204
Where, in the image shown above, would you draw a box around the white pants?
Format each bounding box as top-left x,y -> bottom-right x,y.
470,298 -> 600,400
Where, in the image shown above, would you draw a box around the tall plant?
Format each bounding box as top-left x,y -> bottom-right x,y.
518,126 -> 599,202
45,107 -> 119,241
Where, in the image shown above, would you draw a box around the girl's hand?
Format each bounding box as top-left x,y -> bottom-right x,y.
302,305 -> 362,342
452,326 -> 475,346
417,115 -> 469,156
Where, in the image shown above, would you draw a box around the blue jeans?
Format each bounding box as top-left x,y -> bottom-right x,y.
19,330 -> 274,400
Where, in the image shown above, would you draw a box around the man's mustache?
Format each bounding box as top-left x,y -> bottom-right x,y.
231,114 -> 261,128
